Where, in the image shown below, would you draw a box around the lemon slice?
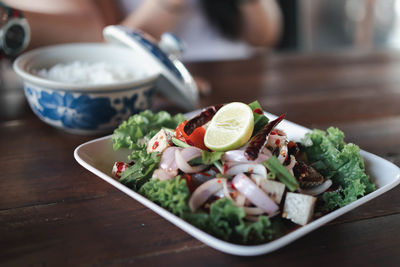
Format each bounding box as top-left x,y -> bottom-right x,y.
204,102 -> 254,151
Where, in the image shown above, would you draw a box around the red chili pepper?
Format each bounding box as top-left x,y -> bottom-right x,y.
176,120 -> 208,150
288,141 -> 296,149
112,161 -> 128,179
253,108 -> 263,114
182,174 -> 196,194
152,141 -> 159,150
183,104 -> 223,135
222,164 -> 229,174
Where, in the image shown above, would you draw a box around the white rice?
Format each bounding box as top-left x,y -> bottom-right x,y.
37,61 -> 138,85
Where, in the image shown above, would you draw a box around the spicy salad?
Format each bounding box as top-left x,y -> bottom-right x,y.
111,101 -> 375,244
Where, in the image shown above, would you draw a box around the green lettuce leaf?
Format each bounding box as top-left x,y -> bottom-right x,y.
119,150 -> 161,191
301,127 -> 375,212
205,198 -> 275,244
139,176 -> 190,217
139,177 -> 276,244
112,110 -> 185,150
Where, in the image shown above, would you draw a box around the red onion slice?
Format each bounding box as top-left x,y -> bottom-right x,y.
298,179 -> 332,196
224,163 -> 267,179
232,173 -> 279,215
160,147 -> 180,170
250,174 -> 266,186
175,149 -> 207,173
243,207 -> 265,216
222,179 -> 233,200
222,150 -> 270,164
189,178 -> 225,211
235,193 -> 246,207
152,168 -> 178,181
181,146 -> 202,160
285,155 -> 297,175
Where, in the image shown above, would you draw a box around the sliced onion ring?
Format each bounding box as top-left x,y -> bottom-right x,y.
243,207 -> 265,216
235,193 -> 246,207
224,163 -> 267,179
222,150 -> 270,164
181,146 -> 202,160
298,179 -> 332,196
189,178 -> 225,212
175,149 -> 207,173
160,147 -> 179,170
222,179 -> 233,200
232,173 -> 279,215
152,168 -> 178,181
250,173 -> 266,186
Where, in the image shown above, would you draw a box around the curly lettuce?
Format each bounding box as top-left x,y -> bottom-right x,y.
119,148 -> 160,191
113,110 -> 184,190
301,127 -> 375,211
139,177 -> 275,244
139,175 -> 190,217
112,110 -> 185,150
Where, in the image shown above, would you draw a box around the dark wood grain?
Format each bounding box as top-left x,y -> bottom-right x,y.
1,51 -> 399,266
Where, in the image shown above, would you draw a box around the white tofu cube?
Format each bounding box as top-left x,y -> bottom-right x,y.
146,129 -> 172,153
283,192 -> 316,226
260,179 -> 286,204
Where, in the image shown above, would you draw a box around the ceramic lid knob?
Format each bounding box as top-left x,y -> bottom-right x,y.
158,32 -> 184,58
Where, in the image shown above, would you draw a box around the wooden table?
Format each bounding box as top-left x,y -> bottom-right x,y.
1,51 -> 400,266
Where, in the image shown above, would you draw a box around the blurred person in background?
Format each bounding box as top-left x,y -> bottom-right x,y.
1,0 -> 282,61
117,0 -> 282,61
1,0 -> 282,94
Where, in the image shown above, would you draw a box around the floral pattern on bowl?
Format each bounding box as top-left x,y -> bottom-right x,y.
24,83 -> 155,134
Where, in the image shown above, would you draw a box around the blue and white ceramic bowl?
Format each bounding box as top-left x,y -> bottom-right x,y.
13,43 -> 159,135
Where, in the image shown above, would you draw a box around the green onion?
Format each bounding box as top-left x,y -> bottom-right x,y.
263,156 -> 299,191
201,151 -> 224,165
213,161 -> 223,173
172,137 -> 191,148
267,172 -> 276,180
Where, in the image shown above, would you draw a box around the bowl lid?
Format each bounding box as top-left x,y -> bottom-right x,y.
103,25 -> 198,110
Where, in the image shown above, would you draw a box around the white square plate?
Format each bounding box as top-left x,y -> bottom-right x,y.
74,112 -> 400,256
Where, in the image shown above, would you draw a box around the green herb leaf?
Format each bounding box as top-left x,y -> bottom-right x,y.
140,177 -> 276,244
248,100 -> 269,134
120,150 -> 161,191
